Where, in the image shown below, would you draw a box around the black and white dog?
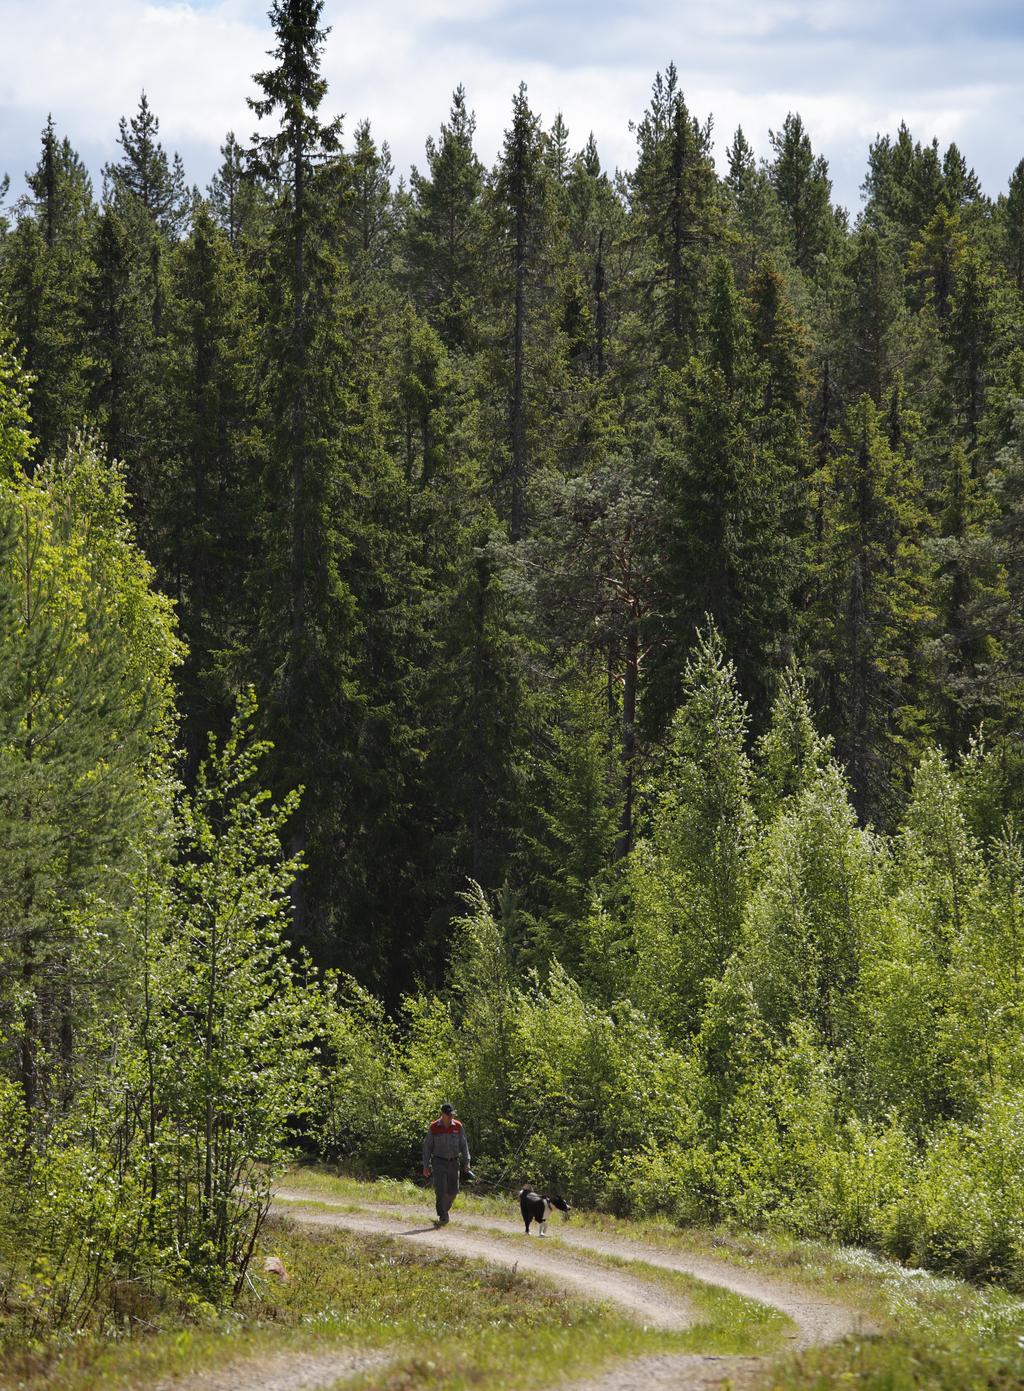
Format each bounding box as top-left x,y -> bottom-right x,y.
519,1185 -> 571,1236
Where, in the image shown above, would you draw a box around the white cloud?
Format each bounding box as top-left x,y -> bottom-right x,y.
1,0 -> 1022,209
1,0 -> 262,170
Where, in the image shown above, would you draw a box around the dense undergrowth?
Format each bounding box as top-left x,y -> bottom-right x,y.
314,639 -> 1024,1293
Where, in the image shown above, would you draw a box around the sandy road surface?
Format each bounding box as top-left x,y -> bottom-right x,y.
161,1188 -> 870,1391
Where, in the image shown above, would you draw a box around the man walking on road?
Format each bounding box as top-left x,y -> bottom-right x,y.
422,1102 -> 473,1225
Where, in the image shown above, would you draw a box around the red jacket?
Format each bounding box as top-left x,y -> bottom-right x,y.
423,1117 -> 471,1167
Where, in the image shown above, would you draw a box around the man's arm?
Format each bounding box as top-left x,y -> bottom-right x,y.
460,1126 -> 471,1169
422,1128 -> 433,1172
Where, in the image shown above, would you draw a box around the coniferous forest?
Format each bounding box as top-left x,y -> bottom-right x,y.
5,0 -> 1024,1344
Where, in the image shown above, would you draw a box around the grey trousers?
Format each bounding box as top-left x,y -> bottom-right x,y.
432,1158 -> 460,1217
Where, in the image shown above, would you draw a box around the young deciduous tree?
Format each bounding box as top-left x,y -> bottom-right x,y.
0,353 -> 178,1139
144,692 -> 317,1294
629,627 -> 755,1036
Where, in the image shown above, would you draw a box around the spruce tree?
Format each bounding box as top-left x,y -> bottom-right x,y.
941,142 -> 983,211
516,431 -> 661,856
545,113 -> 572,187
208,131 -> 269,249
1002,159 -> 1024,296
1,119 -> 94,463
863,123 -> 945,242
931,441 -> 1003,746
489,84 -> 551,541
945,243 -> 997,448
908,204 -> 966,321
649,257 -> 807,727
163,203 -> 257,771
342,120 -> 396,269
104,92 -> 189,238
988,365 -> 1024,723
406,87 -> 486,352
84,208 -> 152,483
526,670 -> 619,968
725,125 -> 787,278
247,2 -> 429,986
768,112 -> 835,273
833,225 -> 906,407
425,536 -> 537,912
564,134 -> 624,379
810,395 -> 935,822
248,0 -> 347,939
629,66 -> 719,360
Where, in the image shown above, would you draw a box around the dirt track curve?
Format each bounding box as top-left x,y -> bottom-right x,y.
264,1187 -> 872,1391
274,1192 -> 864,1350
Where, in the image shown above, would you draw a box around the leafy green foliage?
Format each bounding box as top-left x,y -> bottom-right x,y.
312,643 -> 1024,1292
143,692 -> 318,1294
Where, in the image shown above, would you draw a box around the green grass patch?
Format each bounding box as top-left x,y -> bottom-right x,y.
568,1221 -> 1024,1390
541,1246 -> 792,1357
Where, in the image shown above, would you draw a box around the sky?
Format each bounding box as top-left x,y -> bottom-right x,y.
1,0 -> 1023,214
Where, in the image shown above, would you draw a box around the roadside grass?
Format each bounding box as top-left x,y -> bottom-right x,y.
286,1167 -> 1024,1391
733,1241 -> 1024,1391
13,1165 -> 1022,1391
536,1250 -> 791,1358
0,1217 -> 718,1391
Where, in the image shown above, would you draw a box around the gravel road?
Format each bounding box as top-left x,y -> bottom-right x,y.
162,1188 -> 871,1391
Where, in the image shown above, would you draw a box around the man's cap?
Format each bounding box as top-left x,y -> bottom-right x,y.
440,1102 -> 455,1114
